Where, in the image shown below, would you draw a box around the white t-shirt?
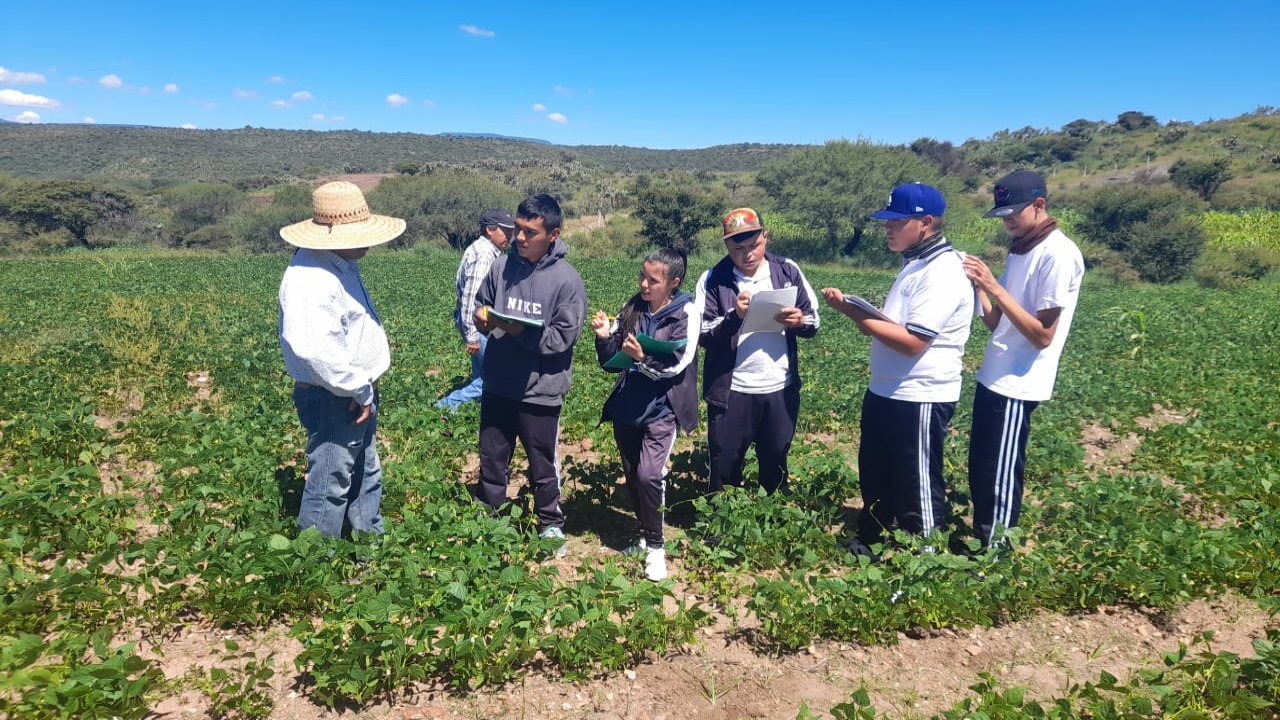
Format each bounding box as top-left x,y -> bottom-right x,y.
731,264 -> 791,394
869,242 -> 973,402
977,229 -> 1084,402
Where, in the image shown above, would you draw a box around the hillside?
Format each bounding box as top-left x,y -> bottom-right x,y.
0,124 -> 805,180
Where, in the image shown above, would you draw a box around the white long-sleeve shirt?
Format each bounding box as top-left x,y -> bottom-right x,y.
279,249 -> 390,406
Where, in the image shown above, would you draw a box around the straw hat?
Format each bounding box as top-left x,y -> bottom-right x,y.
279,181 -> 406,250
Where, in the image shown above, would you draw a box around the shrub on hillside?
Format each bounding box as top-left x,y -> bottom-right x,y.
1208,181 -> 1280,212
1068,184 -> 1206,283
1077,240 -> 1140,284
372,171 -> 521,250
1192,247 -> 1280,289
1122,216 -> 1207,283
569,215 -> 650,259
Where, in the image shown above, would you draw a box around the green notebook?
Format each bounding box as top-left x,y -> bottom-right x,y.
488,308 -> 544,328
602,333 -> 688,370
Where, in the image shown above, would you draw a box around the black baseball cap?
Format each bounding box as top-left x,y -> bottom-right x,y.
479,209 -> 515,228
984,170 -> 1047,218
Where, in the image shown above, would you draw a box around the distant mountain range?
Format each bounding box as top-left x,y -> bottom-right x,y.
437,132 -> 552,145
0,124 -> 805,179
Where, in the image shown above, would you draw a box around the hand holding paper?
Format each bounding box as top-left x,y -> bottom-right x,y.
740,286 -> 799,333
841,293 -> 891,322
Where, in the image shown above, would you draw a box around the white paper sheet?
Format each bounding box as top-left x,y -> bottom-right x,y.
740,286 -> 799,334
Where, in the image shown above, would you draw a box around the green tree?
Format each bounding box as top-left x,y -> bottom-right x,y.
1168,158 -> 1233,201
1116,111 -> 1158,132
159,182 -> 245,244
755,140 -> 940,258
0,179 -> 135,248
227,184 -> 313,253
631,183 -> 723,252
372,171 -> 520,249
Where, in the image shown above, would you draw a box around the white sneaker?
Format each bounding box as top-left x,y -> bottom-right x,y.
644,547 -> 667,581
540,527 -> 567,558
622,538 -> 647,557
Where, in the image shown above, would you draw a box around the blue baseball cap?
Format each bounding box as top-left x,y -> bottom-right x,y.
870,183 -> 946,220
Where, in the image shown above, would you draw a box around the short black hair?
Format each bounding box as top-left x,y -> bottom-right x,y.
517,194 -> 562,233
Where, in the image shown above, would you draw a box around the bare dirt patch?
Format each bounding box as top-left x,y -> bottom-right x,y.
136,593 -> 1273,720
332,174 -> 397,192
1080,403 -> 1192,472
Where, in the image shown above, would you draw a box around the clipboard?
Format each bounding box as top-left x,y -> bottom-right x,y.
488,308 -> 544,328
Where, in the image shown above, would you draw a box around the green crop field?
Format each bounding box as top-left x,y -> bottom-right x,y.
1,250 -> 1277,719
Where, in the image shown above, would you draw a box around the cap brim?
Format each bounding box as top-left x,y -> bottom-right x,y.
983,202 -> 1030,219
280,215 -> 407,250
723,227 -> 764,242
870,210 -> 914,220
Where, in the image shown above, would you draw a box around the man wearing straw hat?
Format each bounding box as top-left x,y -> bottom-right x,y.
278,181 -> 406,539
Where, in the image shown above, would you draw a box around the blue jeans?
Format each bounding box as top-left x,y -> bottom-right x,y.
435,333 -> 486,409
294,385 -> 384,538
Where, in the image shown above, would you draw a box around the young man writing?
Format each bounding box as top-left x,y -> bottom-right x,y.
822,183 -> 972,555
696,207 -> 820,495
473,194 -> 586,556
962,170 -> 1084,547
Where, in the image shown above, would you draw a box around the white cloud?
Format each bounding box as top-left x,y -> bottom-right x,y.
233,88 -> 257,99
292,91 -> 313,101
83,117 -> 96,123
267,76 -> 285,83
271,99 -> 293,108
180,123 -> 197,129
0,89 -> 60,108
548,113 -> 568,124
532,103 -> 547,112
0,67 -> 47,84
386,93 -> 409,107
312,113 -> 326,121
14,111 -> 41,123
553,86 -> 572,95
99,74 -> 124,88
164,83 -> 180,93
460,25 -> 495,37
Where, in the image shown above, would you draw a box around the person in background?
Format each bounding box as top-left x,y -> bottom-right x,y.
963,170 -> 1084,547
695,208 -> 820,495
436,209 -> 515,411
591,247 -> 700,581
821,183 -> 971,557
278,181 -> 405,538
473,194 -> 586,558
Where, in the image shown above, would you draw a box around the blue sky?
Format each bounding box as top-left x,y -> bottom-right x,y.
4,1 -> 1278,150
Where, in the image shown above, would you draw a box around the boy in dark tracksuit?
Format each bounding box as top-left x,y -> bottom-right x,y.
592,248 -> 699,581
474,194 -> 586,555
695,208 -> 820,494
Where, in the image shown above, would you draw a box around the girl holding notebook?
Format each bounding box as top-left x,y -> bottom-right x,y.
590,247 -> 700,581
